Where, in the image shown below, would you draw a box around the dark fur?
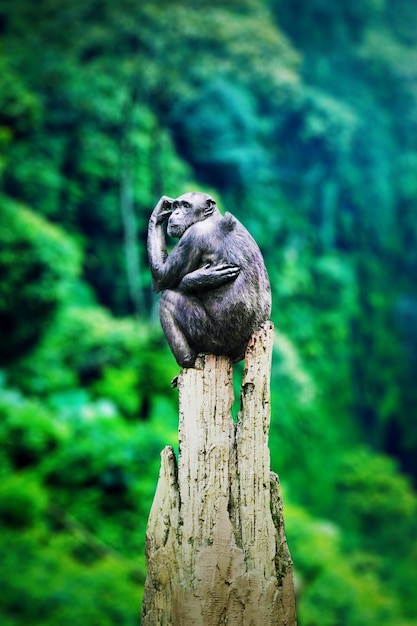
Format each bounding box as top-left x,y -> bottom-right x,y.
147,192 -> 271,368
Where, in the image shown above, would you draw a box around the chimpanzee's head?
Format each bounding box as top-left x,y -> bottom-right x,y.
167,192 -> 217,238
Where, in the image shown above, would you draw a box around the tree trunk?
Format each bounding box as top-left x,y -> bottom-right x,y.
141,322 -> 296,625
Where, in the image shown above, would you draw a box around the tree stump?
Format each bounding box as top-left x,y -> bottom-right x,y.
141,322 -> 296,625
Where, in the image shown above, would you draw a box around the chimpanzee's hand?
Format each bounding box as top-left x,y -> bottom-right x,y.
154,196 -> 174,225
179,263 -> 240,293
155,210 -> 172,225
204,264 -> 240,284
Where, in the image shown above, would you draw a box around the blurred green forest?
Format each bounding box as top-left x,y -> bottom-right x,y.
1,0 -> 417,623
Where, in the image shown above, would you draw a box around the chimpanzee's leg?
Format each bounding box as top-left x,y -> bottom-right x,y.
159,290 -> 212,368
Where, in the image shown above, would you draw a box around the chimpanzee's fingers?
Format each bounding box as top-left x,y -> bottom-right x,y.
161,197 -> 174,210
215,264 -> 240,274
156,209 -> 173,225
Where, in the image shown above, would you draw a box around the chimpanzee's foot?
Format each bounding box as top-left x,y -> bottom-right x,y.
170,351 -> 197,388
178,351 -> 197,368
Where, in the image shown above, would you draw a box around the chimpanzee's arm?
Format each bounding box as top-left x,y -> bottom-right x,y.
147,196 -> 173,290
147,198 -> 203,291
178,264 -> 240,294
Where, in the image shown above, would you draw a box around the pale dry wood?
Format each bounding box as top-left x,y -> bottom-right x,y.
142,322 -> 296,625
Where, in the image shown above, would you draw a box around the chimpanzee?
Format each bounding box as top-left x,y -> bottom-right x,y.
147,192 -> 271,368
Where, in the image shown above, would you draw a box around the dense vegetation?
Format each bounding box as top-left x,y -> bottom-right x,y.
1,0 -> 417,623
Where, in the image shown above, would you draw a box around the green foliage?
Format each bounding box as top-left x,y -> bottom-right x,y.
0,474 -> 48,529
0,199 -> 81,364
0,530 -> 140,626
42,401 -> 168,555
269,330 -> 345,512
270,0 -> 385,48
171,79 -> 264,188
332,448 -> 417,616
333,448 -> 417,551
299,564 -> 399,626
0,54 -> 41,157
0,389 -> 65,471
0,2 -> 197,314
8,305 -> 179,419
0,374 -> 167,622
285,504 -> 400,626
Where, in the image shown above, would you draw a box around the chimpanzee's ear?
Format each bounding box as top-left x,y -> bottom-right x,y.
204,197 -> 216,217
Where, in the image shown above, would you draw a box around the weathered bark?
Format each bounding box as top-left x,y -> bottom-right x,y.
142,322 -> 296,625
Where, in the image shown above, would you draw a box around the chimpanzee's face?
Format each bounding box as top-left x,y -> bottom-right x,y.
167,195 -> 206,238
